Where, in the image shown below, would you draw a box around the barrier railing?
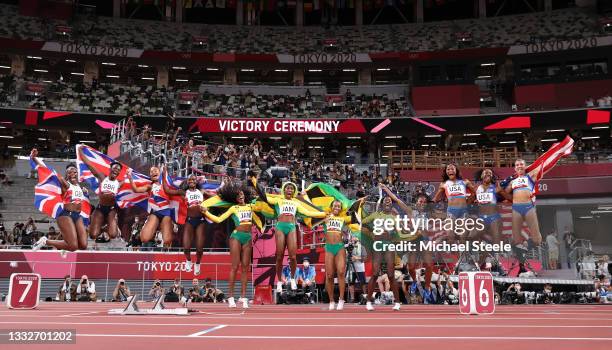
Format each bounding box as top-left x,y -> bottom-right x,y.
0,259 -> 245,302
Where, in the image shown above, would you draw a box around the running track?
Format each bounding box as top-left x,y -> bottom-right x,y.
1,303 -> 611,349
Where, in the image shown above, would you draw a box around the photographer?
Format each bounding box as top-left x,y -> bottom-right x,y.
502,282 -> 525,304
347,236 -> 367,304
127,216 -> 144,250
112,279 -> 131,302
188,278 -> 204,303
149,279 -> 164,300
203,278 -> 225,303
76,275 -> 96,302
165,278 -> 184,302
57,275 -> 75,302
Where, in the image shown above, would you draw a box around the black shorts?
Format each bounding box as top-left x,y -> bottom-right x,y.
58,210 -> 81,224
96,204 -> 117,217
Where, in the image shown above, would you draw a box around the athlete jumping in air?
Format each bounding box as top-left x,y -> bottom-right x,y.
201,182 -> 257,309
78,147 -> 124,240
127,167 -> 174,248
162,168 -> 215,275
261,182 -> 327,293
31,148 -> 89,251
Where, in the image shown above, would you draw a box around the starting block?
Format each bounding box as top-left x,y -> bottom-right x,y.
108,294 -> 189,315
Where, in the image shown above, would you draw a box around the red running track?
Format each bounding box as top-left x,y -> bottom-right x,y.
1,303 -> 612,350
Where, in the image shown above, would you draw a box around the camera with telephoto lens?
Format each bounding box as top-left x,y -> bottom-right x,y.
344,238 -> 354,256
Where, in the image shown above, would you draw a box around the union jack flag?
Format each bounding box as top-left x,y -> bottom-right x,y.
30,159 -> 92,226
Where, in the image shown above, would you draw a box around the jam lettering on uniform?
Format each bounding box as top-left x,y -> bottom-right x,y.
238,209 -> 252,222
327,218 -> 344,231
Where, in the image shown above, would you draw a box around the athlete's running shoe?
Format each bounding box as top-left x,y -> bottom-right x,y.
392,302 -> 401,311
276,281 -> 283,293
336,300 -> 345,311
228,297 -> 236,308
185,260 -> 192,272
328,302 -> 335,310
32,236 -> 47,251
366,301 -> 374,311
242,298 -> 249,309
194,263 -> 201,276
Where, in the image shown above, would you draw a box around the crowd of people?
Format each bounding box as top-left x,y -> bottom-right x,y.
0,5 -> 602,54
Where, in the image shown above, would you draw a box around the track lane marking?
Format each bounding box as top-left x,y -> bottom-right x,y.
188,325 -> 227,337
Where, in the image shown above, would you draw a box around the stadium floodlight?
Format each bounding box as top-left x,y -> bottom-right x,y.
347,137 -> 361,139
578,216 -> 593,219
141,77 -> 155,80
274,69 -> 288,72
70,72 -> 84,76
504,131 -> 522,135
385,136 -> 402,139
308,137 -> 325,140
376,68 -> 391,71
383,145 -> 397,148
342,69 -> 356,72
73,131 -> 91,134
101,62 -> 116,66
592,126 -> 609,129
206,68 -> 219,71
172,66 -> 187,70
541,139 -> 558,142
477,75 -> 492,79
582,136 -> 600,140
65,59 -> 76,63
176,79 -> 188,82
0,65 -> 11,69
7,145 -> 22,149
37,138 -> 47,141
308,69 -> 322,72
546,129 -> 565,132
106,75 -> 120,78
499,140 -> 516,144
34,69 -> 48,73
424,134 -> 441,138
463,133 -> 481,136
269,137 -> 282,140
138,64 -> 149,68
480,63 -> 496,66
240,69 -> 255,72
0,135 -> 14,139
27,56 -> 42,59
79,140 -> 96,144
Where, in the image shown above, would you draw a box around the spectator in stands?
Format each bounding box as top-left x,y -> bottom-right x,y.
76,275 -> 96,301
149,279 -> 164,300
546,231 -> 560,270
563,227 -> 576,268
598,255 -> 610,280
57,275 -> 75,302
24,217 -> 36,234
203,278 -> 225,303
585,97 -> 595,107
112,279 -> 132,302
165,278 -> 184,302
443,278 -> 458,305
0,169 -> 12,185
189,278 -> 204,303
296,257 -> 316,302
128,216 -> 144,250
590,141 -> 600,163
542,283 -> 554,304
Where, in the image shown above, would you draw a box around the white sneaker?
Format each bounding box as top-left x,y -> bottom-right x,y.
242,298 -> 249,309
290,279 -> 297,290
366,301 -> 374,311
185,260 -> 192,272
393,302 -> 401,311
336,300 -> 345,311
328,302 -> 335,310
276,281 -> 283,293
194,263 -> 201,276
32,236 -> 47,251
228,297 -> 236,308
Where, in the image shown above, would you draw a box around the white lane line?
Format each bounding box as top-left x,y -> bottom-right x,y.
60,311 -> 100,317
188,325 -> 227,337
1,315 -> 611,321
2,321 -> 612,328
72,334 -> 612,341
